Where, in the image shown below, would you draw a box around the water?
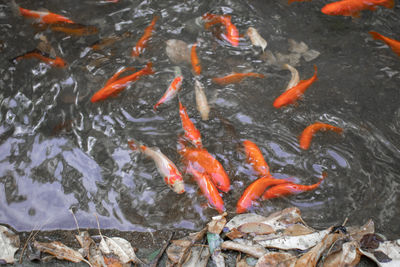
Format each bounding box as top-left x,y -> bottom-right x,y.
0,0 -> 400,238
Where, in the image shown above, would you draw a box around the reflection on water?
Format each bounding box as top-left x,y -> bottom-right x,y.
0,0 -> 400,238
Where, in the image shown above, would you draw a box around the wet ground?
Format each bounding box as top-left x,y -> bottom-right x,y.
0,0 -> 400,247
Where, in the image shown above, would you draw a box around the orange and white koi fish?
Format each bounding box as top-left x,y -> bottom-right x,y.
212,72 -> 265,85
91,62 -> 154,102
202,13 -> 239,47
194,79 -> 210,121
262,172 -> 327,200
273,65 -> 317,108
299,122 -> 343,150
242,140 -> 270,177
128,140 -> 185,194
50,22 -> 98,36
369,31 -> 400,57
247,27 -> 267,52
283,63 -> 300,91
236,176 -> 291,213
12,0 -> 75,25
187,162 -> 225,213
179,101 -> 203,148
179,142 -> 231,193
321,0 -> 394,18
12,49 -> 66,68
191,43 -> 201,75
131,16 -> 158,57
153,75 -> 183,110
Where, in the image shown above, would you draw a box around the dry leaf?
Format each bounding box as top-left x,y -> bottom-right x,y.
288,39 -> 308,54
359,239 -> 400,266
256,252 -> 296,267
99,236 -> 142,264
259,207 -> 305,231
211,250 -> 225,267
33,240 -> 86,264
348,219 -> 375,242
254,228 -> 331,250
226,228 -> 244,240
0,225 -> 20,264
221,240 -> 267,258
226,214 -> 268,231
324,240 -> 361,267
283,224 -> 315,236
75,231 -> 92,258
238,222 -> 275,235
208,213 -> 227,234
294,232 -> 344,267
237,258 -> 252,267
182,245 -> 210,267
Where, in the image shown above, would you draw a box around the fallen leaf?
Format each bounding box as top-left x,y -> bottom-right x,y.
211,250 -> 225,267
238,222 -> 275,236
33,240 -> 86,264
226,228 -> 245,240
99,236 -> 142,264
255,252 -> 296,267
259,207 -> 305,231
294,232 -> 344,267
348,219 -> 375,242
208,213 -> 227,234
75,231 -> 92,258
254,228 -> 331,250
283,224 -> 315,236
221,240 -> 267,258
0,225 -> 20,264
182,245 -> 210,267
207,233 -> 223,255
323,240 -> 361,267
225,213 -> 268,231
288,39 -> 308,54
359,239 -> 400,266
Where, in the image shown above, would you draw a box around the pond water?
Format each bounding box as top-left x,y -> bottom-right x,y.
0,0 -> 400,238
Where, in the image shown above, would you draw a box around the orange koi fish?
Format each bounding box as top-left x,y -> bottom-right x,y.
91,62 -> 154,102
187,162 -> 225,213
299,122 -> 343,150
369,31 -> 400,57
212,72 -> 265,85
191,43 -> 201,75
321,0 -> 394,18
131,16 -> 158,57
273,65 -> 317,108
202,13 -> 239,47
262,172 -> 327,200
236,176 -> 291,213
242,140 -> 270,177
179,144 -> 231,193
50,22 -> 98,36
14,1 -> 75,25
128,140 -> 185,194
12,49 -> 66,68
179,101 -> 203,148
153,75 -> 183,110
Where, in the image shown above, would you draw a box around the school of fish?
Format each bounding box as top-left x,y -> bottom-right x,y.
9,0 -> 399,215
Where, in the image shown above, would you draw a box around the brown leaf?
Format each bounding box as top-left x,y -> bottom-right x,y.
75,231 -> 93,258
283,224 -> 315,236
33,240 -> 86,263
221,240 -> 267,258
99,236 -> 142,264
226,228 -> 244,240
324,241 -> 361,267
208,213 -> 227,235
238,222 -> 275,235
348,219 -> 375,242
256,252 -> 296,267
0,225 -> 20,264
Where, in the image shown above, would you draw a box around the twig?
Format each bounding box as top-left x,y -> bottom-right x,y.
150,232 -> 174,267
19,228 -> 40,263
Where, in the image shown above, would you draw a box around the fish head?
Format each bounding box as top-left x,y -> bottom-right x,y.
321,3 -> 343,15
171,178 -> 185,194
54,57 -> 67,67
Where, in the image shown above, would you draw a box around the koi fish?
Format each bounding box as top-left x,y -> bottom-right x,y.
90,32 -> 133,51
11,49 -> 66,68
369,31 -> 400,57
50,22 -> 98,36
202,13 -> 239,47
283,63 -> 300,91
191,43 -> 201,75
132,16 -> 158,57
179,145 -> 231,193
273,65 -> 317,108
299,122 -> 343,150
12,0 -> 75,25
91,62 -> 154,102
128,140 -> 185,194
194,79 -> 210,121
242,140 -> 270,177
236,176 -> 291,213
262,172 -> 327,200
187,162 -> 225,213
246,27 -> 267,52
212,72 -> 265,85
321,0 -> 395,18
179,101 -> 203,149
153,75 -> 183,110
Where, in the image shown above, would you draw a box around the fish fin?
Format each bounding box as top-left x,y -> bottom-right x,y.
105,67 -> 136,87
369,31 -> 383,41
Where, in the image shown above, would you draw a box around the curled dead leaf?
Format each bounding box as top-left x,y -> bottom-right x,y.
33,240 -> 87,264
0,225 -> 20,264
221,240 -> 267,258
238,222 -> 275,236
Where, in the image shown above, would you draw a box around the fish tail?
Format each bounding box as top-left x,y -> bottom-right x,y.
143,62 -> 155,75
369,31 -> 383,41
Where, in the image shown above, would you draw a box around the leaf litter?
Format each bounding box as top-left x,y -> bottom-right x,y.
2,206 -> 400,266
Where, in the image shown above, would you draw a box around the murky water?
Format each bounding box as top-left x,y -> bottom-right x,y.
1,0 -> 400,238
